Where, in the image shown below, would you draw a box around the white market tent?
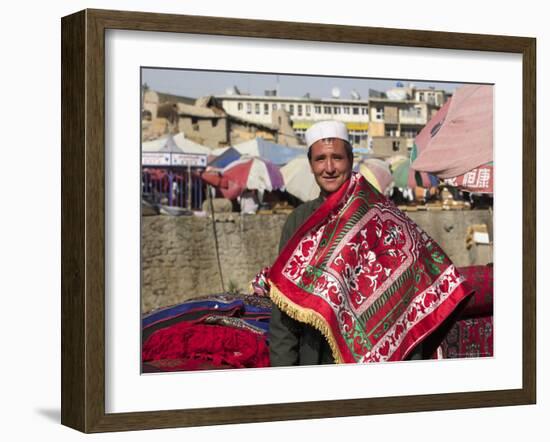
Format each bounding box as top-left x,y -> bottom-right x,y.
142,133 -> 210,167
142,132 -> 211,155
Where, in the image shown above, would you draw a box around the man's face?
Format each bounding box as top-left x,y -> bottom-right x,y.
309,138 -> 352,195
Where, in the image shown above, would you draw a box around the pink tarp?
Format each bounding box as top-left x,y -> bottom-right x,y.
412,85 -> 493,179
443,164 -> 493,194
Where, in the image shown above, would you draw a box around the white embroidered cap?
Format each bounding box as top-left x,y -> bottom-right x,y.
305,120 -> 349,148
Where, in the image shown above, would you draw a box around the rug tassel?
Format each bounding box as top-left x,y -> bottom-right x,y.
269,281 -> 345,364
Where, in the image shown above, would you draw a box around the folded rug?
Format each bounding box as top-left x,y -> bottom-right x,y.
142,322 -> 270,370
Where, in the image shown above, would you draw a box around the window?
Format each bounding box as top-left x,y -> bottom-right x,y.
237,102 -> 243,111
255,103 -> 260,114
392,141 -> 400,151
324,106 -> 332,114
264,103 -> 269,115
353,107 -> 359,115
246,103 -> 252,114
289,104 -> 294,115
315,105 -> 322,113
298,105 -> 303,116
349,130 -> 368,143
306,105 -> 311,116
361,107 -> 368,115
343,107 -> 350,114
334,106 -> 341,114
376,107 -> 384,120
419,92 -> 424,101
272,103 -> 277,111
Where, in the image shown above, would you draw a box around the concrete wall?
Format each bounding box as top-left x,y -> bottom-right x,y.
230,125 -> 275,145
383,105 -> 399,124
407,209 -> 493,267
142,209 -> 493,313
369,121 -> 385,137
142,213 -> 286,313
178,116 -> 228,148
372,136 -> 410,157
143,90 -> 159,119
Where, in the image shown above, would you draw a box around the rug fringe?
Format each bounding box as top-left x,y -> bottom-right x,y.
269,281 -> 345,364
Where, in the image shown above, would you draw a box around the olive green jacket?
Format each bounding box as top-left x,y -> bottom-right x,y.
269,197 -> 335,366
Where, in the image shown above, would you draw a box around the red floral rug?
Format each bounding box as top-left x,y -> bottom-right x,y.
268,173 -> 473,363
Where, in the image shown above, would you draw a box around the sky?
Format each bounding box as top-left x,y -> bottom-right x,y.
142,67 -> 469,100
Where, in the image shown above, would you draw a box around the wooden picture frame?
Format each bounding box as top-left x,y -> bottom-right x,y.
61,8 -> 536,433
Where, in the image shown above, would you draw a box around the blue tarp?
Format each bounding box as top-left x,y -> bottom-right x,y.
208,146 -> 241,168
209,138 -> 305,168
255,138 -> 304,165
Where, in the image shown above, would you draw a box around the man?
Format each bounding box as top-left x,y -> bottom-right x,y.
269,121 -> 354,365
267,120 -> 471,366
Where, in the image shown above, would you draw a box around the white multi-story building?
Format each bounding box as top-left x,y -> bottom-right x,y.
413,88 -> 447,107
216,89 -> 370,147
368,85 -> 448,157
144,84 -> 449,157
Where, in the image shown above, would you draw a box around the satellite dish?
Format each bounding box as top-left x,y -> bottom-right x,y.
350,89 -> 361,100
331,87 -> 341,98
225,87 -> 234,95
